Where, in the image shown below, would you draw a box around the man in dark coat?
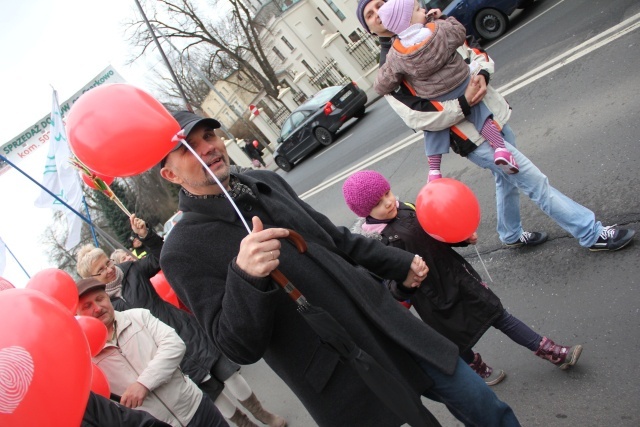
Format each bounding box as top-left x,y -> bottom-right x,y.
159,111 -> 521,427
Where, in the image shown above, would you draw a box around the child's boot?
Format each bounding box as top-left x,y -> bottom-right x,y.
427,170 -> 442,183
534,336 -> 583,370
468,352 -> 506,386
494,148 -> 519,174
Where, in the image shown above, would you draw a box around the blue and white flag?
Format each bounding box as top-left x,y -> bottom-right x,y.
34,90 -> 83,250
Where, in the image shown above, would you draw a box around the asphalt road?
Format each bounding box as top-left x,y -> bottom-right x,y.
240,0 -> 640,425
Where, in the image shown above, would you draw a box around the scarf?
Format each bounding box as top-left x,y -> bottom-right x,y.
105,266 -> 124,299
362,200 -> 399,233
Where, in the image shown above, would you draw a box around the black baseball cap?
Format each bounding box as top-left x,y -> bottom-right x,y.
160,111 -> 221,167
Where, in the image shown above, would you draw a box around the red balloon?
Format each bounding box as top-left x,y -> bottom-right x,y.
67,83 -> 180,177
26,268 -> 78,313
81,172 -> 115,190
253,140 -> 259,148
76,316 -> 108,357
0,277 -> 15,291
91,363 -> 111,398
416,178 -> 481,243
150,271 -> 180,309
0,289 -> 92,427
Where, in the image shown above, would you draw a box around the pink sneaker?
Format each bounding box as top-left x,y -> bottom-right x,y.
494,148 -> 519,174
428,170 -> 442,183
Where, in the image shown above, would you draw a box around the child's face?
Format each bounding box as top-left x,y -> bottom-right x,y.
410,0 -> 428,26
370,190 -> 398,221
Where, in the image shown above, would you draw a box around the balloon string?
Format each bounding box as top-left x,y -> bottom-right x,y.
474,245 -> 493,283
179,140 -> 252,234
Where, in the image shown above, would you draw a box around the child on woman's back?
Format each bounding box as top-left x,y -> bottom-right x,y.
343,170 -> 583,385
373,0 -> 518,182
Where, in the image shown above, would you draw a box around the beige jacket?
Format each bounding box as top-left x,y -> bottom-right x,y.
94,309 -> 203,427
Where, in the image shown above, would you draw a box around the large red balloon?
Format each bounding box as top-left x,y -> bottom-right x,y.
0,289 -> 92,427
26,268 -> 78,313
416,178 -> 481,243
67,83 -> 180,177
0,277 -> 15,291
76,316 -> 108,357
90,364 -> 111,399
81,172 -> 115,190
150,271 -> 180,309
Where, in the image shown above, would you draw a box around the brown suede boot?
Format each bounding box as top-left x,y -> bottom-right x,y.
228,407 -> 260,427
534,336 -> 583,370
239,393 -> 287,427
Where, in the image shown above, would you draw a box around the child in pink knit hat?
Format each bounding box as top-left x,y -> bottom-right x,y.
343,169 -> 584,386
374,0 -> 519,183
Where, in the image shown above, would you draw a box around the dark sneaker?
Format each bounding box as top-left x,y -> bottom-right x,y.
589,225 -> 635,252
505,231 -> 548,248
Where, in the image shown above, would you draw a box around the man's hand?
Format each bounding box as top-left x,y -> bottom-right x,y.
236,217 -> 290,277
466,232 -> 478,245
130,214 -> 148,239
402,255 -> 429,288
120,382 -> 149,408
467,74 -> 487,106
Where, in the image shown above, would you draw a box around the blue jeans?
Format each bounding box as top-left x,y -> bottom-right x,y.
465,125 -> 603,246
419,357 -> 521,427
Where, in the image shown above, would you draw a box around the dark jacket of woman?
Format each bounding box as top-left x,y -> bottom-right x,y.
352,202 -> 503,353
160,171 -> 460,427
111,229 -> 224,389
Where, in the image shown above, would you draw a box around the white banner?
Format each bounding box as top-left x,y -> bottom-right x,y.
0,65 -> 125,176
0,235 -> 6,276
33,90 -> 84,250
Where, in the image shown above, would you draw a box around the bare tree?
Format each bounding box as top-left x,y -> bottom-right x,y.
127,0 -> 284,100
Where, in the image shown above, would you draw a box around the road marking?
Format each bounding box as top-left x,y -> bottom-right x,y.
485,0 -> 568,49
299,14 -> 640,201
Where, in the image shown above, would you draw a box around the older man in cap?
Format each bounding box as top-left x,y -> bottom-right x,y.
76,278 -> 228,427
158,110 -> 520,426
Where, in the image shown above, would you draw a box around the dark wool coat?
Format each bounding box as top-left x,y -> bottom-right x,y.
353,203 -> 503,353
160,171 -> 459,427
112,229 -> 226,393
82,391 -> 171,427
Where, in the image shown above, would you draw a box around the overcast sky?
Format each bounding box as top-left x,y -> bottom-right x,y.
0,0 -> 157,287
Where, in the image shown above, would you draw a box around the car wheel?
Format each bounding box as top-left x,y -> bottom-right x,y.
354,107 -> 366,118
275,156 -> 292,172
474,8 -> 508,41
314,127 -> 334,146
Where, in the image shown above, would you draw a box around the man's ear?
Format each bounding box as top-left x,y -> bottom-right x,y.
160,166 -> 182,185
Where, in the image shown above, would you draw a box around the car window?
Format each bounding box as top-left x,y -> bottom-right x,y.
422,0 -> 454,10
281,111 -> 308,139
303,86 -> 342,109
280,116 -> 295,139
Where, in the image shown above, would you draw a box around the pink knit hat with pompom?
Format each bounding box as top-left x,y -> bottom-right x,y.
343,170 -> 391,217
378,0 -> 414,35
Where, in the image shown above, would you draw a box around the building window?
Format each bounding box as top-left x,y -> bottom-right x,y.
317,7 -> 329,21
301,60 -> 315,74
323,0 -> 345,21
273,47 -> 286,62
281,36 -> 294,51
348,31 -> 362,43
315,16 -> 324,26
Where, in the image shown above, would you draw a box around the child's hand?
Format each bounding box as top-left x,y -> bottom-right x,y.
403,255 -> 429,288
426,8 -> 442,22
466,232 -> 478,245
